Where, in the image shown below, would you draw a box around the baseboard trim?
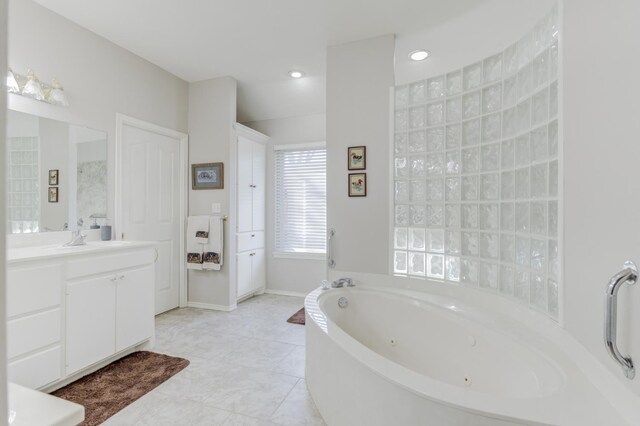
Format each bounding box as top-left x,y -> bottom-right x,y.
186,301 -> 237,312
264,289 -> 308,298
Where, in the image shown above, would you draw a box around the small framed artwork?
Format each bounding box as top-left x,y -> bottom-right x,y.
348,146 -> 366,170
48,187 -> 59,203
348,173 -> 367,197
48,169 -> 59,185
192,162 -> 224,190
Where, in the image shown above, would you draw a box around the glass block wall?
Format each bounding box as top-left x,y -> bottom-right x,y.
393,7 -> 560,319
7,136 -> 41,233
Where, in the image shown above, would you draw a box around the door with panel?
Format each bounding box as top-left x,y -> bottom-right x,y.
115,265 -> 155,352
237,136 -> 254,233
251,142 -> 266,232
66,275 -> 116,374
237,251 -> 253,298
120,122 -> 184,314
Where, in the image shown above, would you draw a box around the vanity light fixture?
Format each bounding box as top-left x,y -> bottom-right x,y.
409,50 -> 430,61
6,68 -> 19,93
48,78 -> 69,107
6,68 -> 69,107
22,69 -> 45,101
288,70 -> 304,79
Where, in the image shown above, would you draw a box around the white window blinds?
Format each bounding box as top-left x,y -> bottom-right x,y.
275,145 -> 327,254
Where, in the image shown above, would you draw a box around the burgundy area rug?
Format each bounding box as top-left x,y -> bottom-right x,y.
287,307 -> 306,325
53,351 -> 189,426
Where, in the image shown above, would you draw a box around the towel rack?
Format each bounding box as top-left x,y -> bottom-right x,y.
604,260 -> 637,379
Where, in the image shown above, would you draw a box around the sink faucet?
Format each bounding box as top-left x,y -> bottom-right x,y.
64,218 -> 87,247
331,277 -> 354,288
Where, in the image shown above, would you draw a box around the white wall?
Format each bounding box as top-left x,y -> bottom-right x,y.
563,0 -> 640,396
326,35 -> 395,275
7,0 -> 188,238
395,0 -> 555,86
0,0 -> 9,418
243,114 -> 327,295
187,76 -> 237,308
39,118 -> 68,231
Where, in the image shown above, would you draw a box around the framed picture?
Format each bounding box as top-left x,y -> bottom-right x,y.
192,162 -> 224,190
348,146 -> 366,170
48,169 -> 59,185
48,187 -> 59,203
348,173 -> 367,197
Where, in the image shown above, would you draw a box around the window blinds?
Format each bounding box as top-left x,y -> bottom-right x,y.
274,146 -> 327,253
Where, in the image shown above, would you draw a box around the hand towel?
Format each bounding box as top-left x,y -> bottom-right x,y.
187,215 -> 209,243
203,215 -> 224,270
186,216 -> 206,270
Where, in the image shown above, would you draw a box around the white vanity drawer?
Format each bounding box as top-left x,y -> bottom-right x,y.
7,264 -> 62,318
237,231 -> 264,252
66,249 -> 154,279
8,346 -> 62,390
7,309 -> 61,360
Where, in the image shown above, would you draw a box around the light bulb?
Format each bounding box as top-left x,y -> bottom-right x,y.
409,50 -> 430,61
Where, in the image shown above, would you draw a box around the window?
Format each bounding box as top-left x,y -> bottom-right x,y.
274,143 -> 326,255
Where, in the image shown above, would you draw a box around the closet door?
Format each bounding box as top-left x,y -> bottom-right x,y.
251,249 -> 266,292
237,137 -> 253,233
251,142 -> 266,232
237,252 -> 253,298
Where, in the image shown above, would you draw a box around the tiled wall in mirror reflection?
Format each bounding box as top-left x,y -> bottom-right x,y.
7,136 -> 41,233
393,6 -> 560,320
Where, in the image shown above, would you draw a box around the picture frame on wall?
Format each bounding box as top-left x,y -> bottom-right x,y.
348,173 -> 367,197
48,169 -> 59,185
348,146 -> 366,170
48,187 -> 59,203
192,162 -> 224,190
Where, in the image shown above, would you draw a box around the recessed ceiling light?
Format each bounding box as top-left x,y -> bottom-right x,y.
409,50 -> 430,61
288,70 -> 304,79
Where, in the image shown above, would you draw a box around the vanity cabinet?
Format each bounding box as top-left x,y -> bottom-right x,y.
235,124 -> 268,301
66,264 -> 154,374
7,264 -> 63,389
7,242 -> 155,391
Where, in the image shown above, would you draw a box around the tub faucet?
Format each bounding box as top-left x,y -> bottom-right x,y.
332,277 -> 354,288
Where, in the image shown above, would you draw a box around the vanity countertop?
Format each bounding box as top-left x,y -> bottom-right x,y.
9,382 -> 84,426
7,240 -> 158,264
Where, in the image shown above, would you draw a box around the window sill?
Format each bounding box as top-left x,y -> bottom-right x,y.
273,251 -> 326,261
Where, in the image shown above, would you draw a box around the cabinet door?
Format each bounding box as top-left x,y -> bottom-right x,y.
252,249 -> 266,292
116,266 -> 154,352
66,275 -> 116,375
237,137 -> 254,233
251,142 -> 266,232
237,252 -> 253,298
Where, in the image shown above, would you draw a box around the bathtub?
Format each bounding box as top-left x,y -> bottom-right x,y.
305,279 -> 639,425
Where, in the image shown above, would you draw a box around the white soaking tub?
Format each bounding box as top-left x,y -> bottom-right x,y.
305,280 -> 640,426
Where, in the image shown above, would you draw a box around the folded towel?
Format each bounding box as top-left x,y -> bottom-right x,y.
203,215 -> 224,271
187,215 -> 209,243
187,246 -> 203,270
186,216 -> 207,270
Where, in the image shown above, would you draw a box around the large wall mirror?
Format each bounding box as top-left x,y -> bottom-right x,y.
7,110 -> 108,233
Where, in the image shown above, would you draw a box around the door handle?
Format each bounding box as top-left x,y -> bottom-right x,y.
605,260 -> 638,379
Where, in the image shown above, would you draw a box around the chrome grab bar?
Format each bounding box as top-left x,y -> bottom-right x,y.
327,228 -> 336,269
604,261 -> 638,380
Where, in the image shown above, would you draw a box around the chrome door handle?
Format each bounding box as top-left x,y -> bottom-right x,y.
605,261 -> 637,379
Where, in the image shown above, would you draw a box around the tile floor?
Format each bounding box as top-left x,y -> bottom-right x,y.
103,294 -> 326,425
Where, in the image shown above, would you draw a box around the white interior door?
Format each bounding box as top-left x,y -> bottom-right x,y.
119,117 -> 187,315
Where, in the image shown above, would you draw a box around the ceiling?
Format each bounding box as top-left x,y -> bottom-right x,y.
33,0 -> 488,122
